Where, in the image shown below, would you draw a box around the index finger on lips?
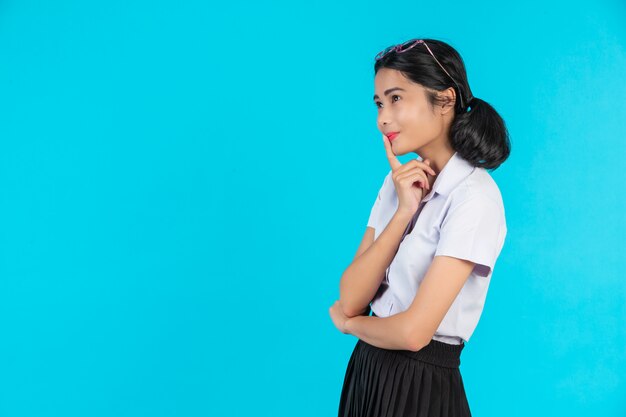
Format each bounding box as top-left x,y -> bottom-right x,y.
382,133 -> 402,171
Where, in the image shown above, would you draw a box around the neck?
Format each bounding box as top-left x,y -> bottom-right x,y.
416,144 -> 455,176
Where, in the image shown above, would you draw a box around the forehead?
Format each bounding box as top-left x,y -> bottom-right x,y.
374,68 -> 423,94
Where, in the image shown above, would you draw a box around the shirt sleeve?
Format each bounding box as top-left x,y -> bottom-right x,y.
434,194 -> 506,277
366,171 -> 390,231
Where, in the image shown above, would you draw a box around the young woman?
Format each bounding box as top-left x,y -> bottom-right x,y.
329,38 -> 511,416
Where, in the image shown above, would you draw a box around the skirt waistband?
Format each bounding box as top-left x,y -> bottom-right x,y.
369,311 -> 465,368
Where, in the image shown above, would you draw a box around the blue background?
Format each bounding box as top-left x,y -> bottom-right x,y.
1,0 -> 625,415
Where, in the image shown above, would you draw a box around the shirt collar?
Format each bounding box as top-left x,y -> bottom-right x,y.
419,151 -> 475,202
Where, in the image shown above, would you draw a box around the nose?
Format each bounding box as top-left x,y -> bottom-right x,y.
377,108 -> 392,129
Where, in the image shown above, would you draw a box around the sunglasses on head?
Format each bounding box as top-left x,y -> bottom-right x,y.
375,39 -> 469,110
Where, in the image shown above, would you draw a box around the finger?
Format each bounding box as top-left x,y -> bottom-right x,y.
423,159 -> 438,176
397,159 -> 437,177
422,159 -> 437,176
382,133 -> 402,171
395,160 -> 436,178
397,170 -> 429,190
397,167 -> 430,187
400,176 -> 428,192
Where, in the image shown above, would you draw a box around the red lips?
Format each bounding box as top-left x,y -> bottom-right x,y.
386,132 -> 399,141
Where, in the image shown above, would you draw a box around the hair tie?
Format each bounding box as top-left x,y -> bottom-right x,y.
465,96 -> 477,112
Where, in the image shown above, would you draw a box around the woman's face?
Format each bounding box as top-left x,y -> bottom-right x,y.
373,68 -> 447,156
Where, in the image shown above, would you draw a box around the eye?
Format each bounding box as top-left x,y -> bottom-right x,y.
375,95 -> 401,108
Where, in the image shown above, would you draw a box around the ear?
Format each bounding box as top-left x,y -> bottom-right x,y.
440,87 -> 457,116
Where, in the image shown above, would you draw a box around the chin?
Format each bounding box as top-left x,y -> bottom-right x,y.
391,141 -> 409,156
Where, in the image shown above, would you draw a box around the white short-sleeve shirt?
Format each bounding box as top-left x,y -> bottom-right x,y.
366,151 -> 507,345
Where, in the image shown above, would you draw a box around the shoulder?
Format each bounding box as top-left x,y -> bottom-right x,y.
445,168 -> 506,225
435,168 -> 508,276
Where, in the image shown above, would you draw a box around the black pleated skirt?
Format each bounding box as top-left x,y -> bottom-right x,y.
338,312 -> 472,417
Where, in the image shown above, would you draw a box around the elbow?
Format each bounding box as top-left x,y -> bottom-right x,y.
405,334 -> 426,352
403,323 -> 429,352
339,273 -> 360,318
338,268 -> 372,318
338,292 -> 368,318
340,299 -> 365,318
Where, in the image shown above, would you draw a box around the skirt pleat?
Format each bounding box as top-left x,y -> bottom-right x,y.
338,315 -> 472,417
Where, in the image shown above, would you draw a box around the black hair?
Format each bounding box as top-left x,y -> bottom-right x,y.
374,38 -> 511,170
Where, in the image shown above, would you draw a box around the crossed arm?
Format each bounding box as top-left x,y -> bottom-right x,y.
339,213 -> 475,351
343,255 -> 475,351
339,210 -> 415,318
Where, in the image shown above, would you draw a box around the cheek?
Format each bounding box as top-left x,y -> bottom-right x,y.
399,105 -> 432,128
400,106 -> 440,138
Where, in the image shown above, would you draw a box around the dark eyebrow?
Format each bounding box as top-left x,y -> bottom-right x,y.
373,87 -> 406,101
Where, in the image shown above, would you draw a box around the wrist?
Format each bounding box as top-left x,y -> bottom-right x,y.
394,208 -> 415,221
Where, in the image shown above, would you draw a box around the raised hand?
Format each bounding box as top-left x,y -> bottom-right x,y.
382,133 -> 437,216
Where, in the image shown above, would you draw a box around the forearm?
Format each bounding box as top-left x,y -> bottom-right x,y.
344,310 -> 415,350
339,209 -> 414,317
